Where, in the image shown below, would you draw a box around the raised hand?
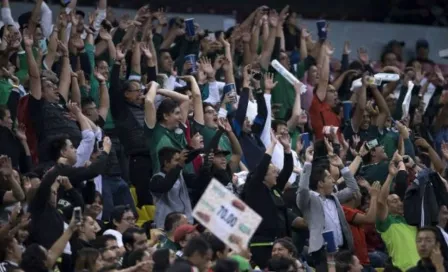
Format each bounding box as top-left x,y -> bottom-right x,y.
0,155 -> 13,177
343,41 -> 351,55
268,10 -> 279,28
369,181 -> 381,197
94,68 -> 106,83
99,29 -> 112,41
264,73 -> 278,91
15,124 -> 27,142
328,153 -> 344,168
140,43 -> 153,59
414,137 -> 430,150
102,136 -> 112,153
279,5 -> 289,23
57,40 -> 69,55
324,136 -> 334,155
22,29 -> 33,48
200,57 -> 215,77
115,44 -> 126,61
66,101 -> 82,117
277,133 -> 291,150
358,47 -> 369,65
301,27 -> 311,39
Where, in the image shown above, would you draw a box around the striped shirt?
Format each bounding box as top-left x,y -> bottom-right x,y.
0,261 -> 19,272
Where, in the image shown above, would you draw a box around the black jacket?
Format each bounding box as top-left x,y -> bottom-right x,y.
242,152 -> 293,239
404,169 -> 448,226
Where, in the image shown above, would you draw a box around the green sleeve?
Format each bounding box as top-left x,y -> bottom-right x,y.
0,80 -> 12,105
382,132 -> 399,159
85,43 -> 96,72
296,61 -> 306,79
376,215 -> 393,233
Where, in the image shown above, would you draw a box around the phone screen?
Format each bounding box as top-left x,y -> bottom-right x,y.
74,207 -> 82,225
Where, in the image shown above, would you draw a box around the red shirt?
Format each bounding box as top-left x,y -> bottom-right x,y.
309,94 -> 341,140
343,206 -> 369,265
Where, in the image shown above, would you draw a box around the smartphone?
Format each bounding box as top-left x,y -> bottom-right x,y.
73,207 -> 82,225
366,139 -> 379,150
403,156 -> 409,163
252,72 -> 262,81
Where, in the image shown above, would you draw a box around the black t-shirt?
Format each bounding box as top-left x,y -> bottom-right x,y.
343,124 -> 380,144
28,94 -> 81,161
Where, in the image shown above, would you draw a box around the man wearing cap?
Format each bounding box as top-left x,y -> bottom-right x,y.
173,224 -> 199,257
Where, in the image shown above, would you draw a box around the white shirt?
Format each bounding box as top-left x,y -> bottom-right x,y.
438,226 -> 448,246
311,191 -> 344,247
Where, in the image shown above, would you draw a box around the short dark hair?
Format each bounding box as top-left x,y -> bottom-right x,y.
127,249 -> 148,267
158,147 -> 181,169
174,85 -> 191,95
92,234 -> 117,250
273,238 -> 298,258
156,98 -> 179,123
152,248 -> 171,272
417,226 -> 441,243
335,250 -> 356,272
214,258 -> 239,272
202,232 -> 226,261
110,205 -> 132,227
310,164 -> 329,191
48,134 -> 70,161
81,96 -> 96,109
183,236 -> 211,258
0,236 -> 14,261
164,212 -> 185,232
0,105 -> 9,120
380,50 -> 396,65
20,244 -> 48,272
123,227 -> 146,251
271,120 -> 287,132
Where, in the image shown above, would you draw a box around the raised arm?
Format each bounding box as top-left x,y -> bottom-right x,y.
297,148 -> 313,210
287,82 -> 303,130
377,152 -> 403,221
315,42 -> 332,101
57,42 -> 72,102
144,81 -> 159,129
130,41 -> 141,76
276,135 -> 293,191
221,120 -> 242,173
259,10 -> 280,70
93,70 -> 110,121
23,31 -> 41,99
351,182 -> 380,225
369,85 -> 390,132
46,218 -> 77,269
352,76 -> 368,132
28,0 -> 44,36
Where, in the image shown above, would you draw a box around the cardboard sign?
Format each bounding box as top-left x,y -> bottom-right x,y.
193,178 -> 262,252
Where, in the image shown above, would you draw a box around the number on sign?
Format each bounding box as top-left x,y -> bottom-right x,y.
217,205 -> 238,227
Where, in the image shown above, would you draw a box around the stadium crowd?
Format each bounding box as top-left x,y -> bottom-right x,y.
0,0 -> 447,271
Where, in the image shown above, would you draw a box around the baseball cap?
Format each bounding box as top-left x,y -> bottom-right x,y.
416,39 -> 429,49
173,224 -> 197,242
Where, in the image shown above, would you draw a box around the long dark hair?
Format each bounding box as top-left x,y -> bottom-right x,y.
75,248 -> 100,272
